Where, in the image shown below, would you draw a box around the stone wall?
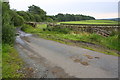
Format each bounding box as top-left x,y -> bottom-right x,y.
25,22 -> 119,37
47,23 -> 119,37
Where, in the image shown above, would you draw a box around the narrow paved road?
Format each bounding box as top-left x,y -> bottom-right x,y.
15,30 -> 118,78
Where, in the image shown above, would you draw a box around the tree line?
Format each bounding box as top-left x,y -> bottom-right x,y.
2,2 -> 49,45
48,13 -> 95,22
2,2 -> 95,45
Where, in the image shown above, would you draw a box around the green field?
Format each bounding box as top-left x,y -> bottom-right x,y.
59,20 -> 118,25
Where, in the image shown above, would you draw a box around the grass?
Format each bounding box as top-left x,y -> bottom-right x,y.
2,44 -> 24,78
38,33 -> 119,56
22,23 -> 119,56
40,32 -> 119,51
21,24 -> 47,33
59,20 -> 118,25
0,44 -> 1,79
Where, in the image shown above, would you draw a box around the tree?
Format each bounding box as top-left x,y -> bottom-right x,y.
28,5 -> 47,21
55,13 -> 65,21
2,2 -> 15,45
17,11 -> 30,21
26,12 -> 35,21
2,2 -> 11,25
46,17 -> 53,22
53,13 -> 95,22
10,10 -> 24,26
28,5 -> 46,15
33,14 -> 42,22
2,24 -> 15,44
12,14 -> 24,26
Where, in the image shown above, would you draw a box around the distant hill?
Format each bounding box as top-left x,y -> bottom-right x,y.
97,18 -> 120,21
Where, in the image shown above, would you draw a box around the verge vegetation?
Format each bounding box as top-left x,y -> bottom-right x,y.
2,44 -> 24,78
2,2 -> 25,78
21,22 -> 120,56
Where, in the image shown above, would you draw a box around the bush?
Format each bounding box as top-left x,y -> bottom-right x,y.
46,17 -> 53,22
2,24 -> 15,45
89,34 -> 103,43
110,30 -> 118,36
13,15 -> 24,26
21,24 -> 33,31
33,14 -> 42,22
105,35 -> 120,51
17,11 -> 30,21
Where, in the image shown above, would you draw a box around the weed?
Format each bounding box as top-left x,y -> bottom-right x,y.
2,44 -> 24,78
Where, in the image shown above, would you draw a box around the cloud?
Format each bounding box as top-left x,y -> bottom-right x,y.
9,0 -> 118,19
83,12 -> 118,19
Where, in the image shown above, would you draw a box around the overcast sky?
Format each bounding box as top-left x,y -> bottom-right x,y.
9,0 -> 119,19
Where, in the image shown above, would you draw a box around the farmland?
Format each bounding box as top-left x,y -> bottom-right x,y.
59,20 -> 118,25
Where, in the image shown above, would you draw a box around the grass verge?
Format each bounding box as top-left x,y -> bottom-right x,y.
37,33 -> 119,56
2,44 -> 24,78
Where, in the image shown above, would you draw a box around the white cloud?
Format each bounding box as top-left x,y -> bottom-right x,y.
82,12 -> 118,19
9,0 -> 118,19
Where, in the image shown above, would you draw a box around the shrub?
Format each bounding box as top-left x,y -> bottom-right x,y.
110,30 -> 118,36
46,17 -> 53,22
105,35 -> 120,51
2,24 -> 15,45
13,15 -> 24,26
21,24 -> 33,31
89,34 -> 103,43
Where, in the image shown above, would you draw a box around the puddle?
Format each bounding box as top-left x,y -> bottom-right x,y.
16,30 -> 32,45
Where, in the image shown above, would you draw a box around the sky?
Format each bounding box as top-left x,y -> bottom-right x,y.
9,0 -> 119,19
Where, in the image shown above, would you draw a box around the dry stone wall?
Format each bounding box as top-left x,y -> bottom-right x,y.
47,23 -> 119,37
25,22 -> 119,37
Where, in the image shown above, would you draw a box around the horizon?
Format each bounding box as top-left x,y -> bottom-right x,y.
9,0 -> 118,19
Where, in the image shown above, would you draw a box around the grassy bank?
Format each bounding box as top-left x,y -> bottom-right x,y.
0,44 -> 1,79
2,44 -> 24,78
21,23 -> 119,56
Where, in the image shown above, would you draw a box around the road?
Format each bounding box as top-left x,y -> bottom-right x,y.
15,30 -> 118,78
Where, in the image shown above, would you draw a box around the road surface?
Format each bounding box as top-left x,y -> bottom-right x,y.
15,30 -> 118,78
